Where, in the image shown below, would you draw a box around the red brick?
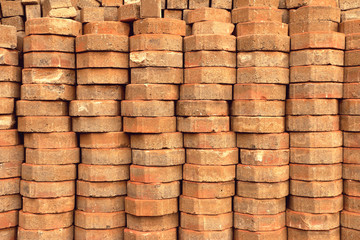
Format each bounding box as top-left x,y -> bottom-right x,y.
290,163 -> 341,181
180,196 -> 231,214
184,132 -> 236,148
127,181 -> 180,199
187,7 -> 230,24
130,51 -> 182,68
164,9 -> 183,19
0,25 -> 17,50
131,132 -> 183,150
290,131 -> 342,148
22,68 -> 75,85
24,52 -> 75,69
0,115 -> 15,130
286,0 -> 338,8
344,195 -> 360,212
237,52 -> 289,68
286,99 -> 338,115
185,51 -> 236,68
70,100 -> 119,117
125,228 -> 176,239
26,148 -> 78,165
0,195 -> 21,212
342,115 -> 360,131
124,117 -> 175,133
344,180 -> 360,196
20,180 -> 75,198
177,116 -> 229,133
237,164 -> 289,182
289,83 -> 343,99
22,163 -> 76,182
133,18 -> 186,36
80,7 -> 105,23
234,84 -> 285,100
0,145 -> 23,162
287,210 -> 340,230
182,180 -> 235,198
288,227 -> 340,240
76,85 -> 124,100
126,213 -> 178,231
118,3 -> 140,22
237,34 -> 290,52
18,116 -> 71,133
186,148 -> 237,165
180,84 -> 232,100
344,164 -> 360,181
77,180 -> 127,197
286,115 -> 339,132
290,65 -> 343,83
237,67 -> 289,84
177,100 -> 229,116
131,67 -> 183,84
72,116 -> 122,133
185,34 -> 236,52
24,132 -> 77,149
167,0 -> 187,9
77,52 -> 128,69
346,33 -> 360,50
83,21 -> 130,35
234,212 -> 285,231
237,181 -> 289,199
346,50 -> 360,66
234,0 -> 279,8
21,84 -> 75,101
18,226 -> 73,240
291,147 -> 342,164
130,165 -> 181,182
290,49 -> 344,67
232,7 -> 283,23
183,164 -> 235,182
77,68 -> 128,85
291,32 -> 345,50
0,211 -> 18,229
121,100 -> 174,117
235,228 -> 287,240
23,196 -> 75,214
185,67 -> 236,84
132,148 -> 184,166
289,6 -> 340,23
290,179 -> 343,197
130,34 -> 181,52
234,196 -> 285,215
232,116 -> 285,133
75,210 -> 125,229
180,212 -> 232,231
236,22 -> 288,36
16,100 -> 67,116
82,148 -> 131,165
77,196 -> 124,212
80,132 -> 129,148
289,195 -> 343,214
25,18 -> 80,37
0,66 -> 20,83
125,197 -> 177,216
24,35 -> 74,53
180,228 -> 232,240
19,210 -> 73,230
340,19 -> 360,34
75,227 -> 123,240
76,34 -> 128,53
0,178 -> 20,196
241,149 -> 289,166
237,133 -> 289,150
78,164 -> 129,182
0,82 -> 19,99
290,21 -> 338,36
188,0 -> 210,9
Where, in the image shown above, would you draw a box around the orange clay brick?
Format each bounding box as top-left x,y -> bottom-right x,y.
288,195 -> 343,214
126,213 -> 178,231
130,132 -> 183,150
183,164 -> 235,182
290,131 -> 342,148
236,165 -> 289,182
236,181 -> 289,199
237,34 -> 290,52
23,35 -> 74,53
21,163 -> 76,182
291,32 -> 345,50
130,34 -> 182,52
177,100 -> 229,116
240,149 -> 289,166
177,116 -> 230,133
185,51 -> 236,68
21,84 -> 75,101
18,116 -> 71,133
232,7 -> 283,23
77,52 -> 128,69
22,68 -> 75,85
291,148 -> 342,165
22,196 -> 75,214
237,52 -> 289,68
180,196 -> 231,215
24,132 -> 77,149
77,180 -> 127,198
231,116 -> 285,133
131,67 -> 183,84
130,165 -> 181,183
127,181 -> 180,200
72,116 -> 122,133
237,67 -> 289,84
75,210 -> 125,229
237,133 -> 289,150
186,148 -> 238,166
131,148 -> 184,166
180,84 -> 232,100
125,197 -> 177,216
184,34 -> 236,52
78,164 -> 129,182
290,49 -> 344,66
24,52 -> 75,69
187,7 -> 231,24
234,212 -> 285,231
234,196 -> 285,215
20,180 -> 75,198
70,100 -> 119,117
286,210 -> 340,230
126,84 -> 178,100
233,100 -> 283,116
236,21 -> 288,36
182,180 -> 235,199
184,67 -> 236,84
76,85 -> 124,101
290,179 -> 343,197
81,148 -> 131,165
289,83 -> 343,99
25,18 -> 81,36
290,163 -> 342,181
180,228 -> 233,240
235,228 -> 287,240
133,18 -> 186,36
289,6 -> 340,23
123,117 -> 176,133
184,132 -> 236,149
19,211 -> 73,230
288,227 -> 340,240
192,22 -> 235,35
121,100 -> 174,117
76,34 -> 128,53
290,65 -> 343,83
83,21 -> 130,35
286,115 -> 339,132
286,99 -> 338,115
180,212 -> 232,231
0,178 -> 20,196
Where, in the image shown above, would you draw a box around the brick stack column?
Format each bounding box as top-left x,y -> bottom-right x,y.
71,21 -> 130,239
0,25 -> 22,239
179,7 -> 236,239
340,17 -> 360,239
286,3 -> 344,239
123,17 -> 186,239
17,18 -> 81,239
231,2 -> 290,239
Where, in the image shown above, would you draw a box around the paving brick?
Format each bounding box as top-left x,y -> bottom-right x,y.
131,67 -> 182,84
290,21 -> 338,35
75,227 -> 123,240
0,49 -> 18,66
234,84 -> 286,100
0,25 -> 17,50
237,164 -> 289,182
290,49 -> 344,66
0,66 -> 21,83
130,165 -> 181,182
133,18 -> 186,36
180,228 -> 233,240
23,196 -> 75,214
24,132 -> 77,149
344,148 -> 360,164
130,34 -> 181,52
77,180 -> 127,197
177,100 -> 229,116
0,211 -> 18,229
234,0 -> 279,8
291,32 -> 345,50
340,19 -> 360,35
237,133 -> 289,150
72,116 -> 122,132
237,52 -> 289,68
187,7 -> 231,23
288,83 -> 343,99
83,21 -> 130,35
77,69 -> 128,85
290,179 -> 343,197
181,212 -> 232,231
76,34 -> 128,53
167,0 -> 187,8
192,21 -> 235,35
0,145 -> 23,162
183,164 -> 235,182
77,195 -> 124,212
344,164 -> 360,181
22,163 -> 76,182
22,68 -> 75,85
140,0 -> 161,18
118,3 -> 141,22
177,116 -> 230,133
182,180 -> 235,198
344,195 -> 360,212
234,196 -> 285,215
286,115 -> 339,132
77,52 -> 128,69
232,116 -> 285,133
232,7 -> 282,23
124,117 -> 176,133
21,84 -> 75,101
211,0 -> 232,9
70,100 -> 119,117
288,227 -> 340,240
18,226 -> 73,240
286,99 -> 338,115
180,196 -> 232,214
289,6 -> 340,23
342,115 -> 360,131
19,211 -> 73,230
16,101 -> 67,116
1,1 -> 24,17
0,178 -> 20,196
346,33 -> 360,50
18,116 -> 71,132
188,0 -> 210,9
237,67 -> 289,84
24,52 -> 75,69
131,132 -> 183,149
185,51 -> 236,68
126,213 -> 178,231
125,228 -> 176,239
289,195 -> 343,214
0,130 -> 20,146
185,67 -> 235,84
180,84 -> 232,100
78,164 -> 129,182
241,149 -> 289,166
290,131 -> 342,148
185,34 -> 236,52
291,147 -> 342,164
186,148 -> 237,165
75,210 -> 125,229
287,210 -> 340,230
132,148 -> 184,166
184,132 -> 236,148
80,132 -> 129,148
346,50 -> 360,66
127,181 -> 180,199
125,197 -> 177,216
234,212 -> 285,231
344,132 -> 360,148
20,180 -> 75,198
235,228 -> 287,240
0,195 -> 21,212
237,181 -> 289,199
24,35 -> 74,53
0,115 -> 15,130
121,100 -> 174,117
344,180 -> 360,196
76,85 -> 124,100
237,34 -> 290,52
130,51 -> 182,68
236,22 -> 288,36
82,148 -> 131,165
290,163 -> 341,181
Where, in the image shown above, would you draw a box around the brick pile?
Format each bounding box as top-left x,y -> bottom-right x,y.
71,21 -> 130,239
180,7 -> 236,239
286,1 -> 344,239
123,16 -> 186,238
0,25 -> 22,240
17,17 -> 81,239
340,8 -> 360,239
231,1 -> 290,239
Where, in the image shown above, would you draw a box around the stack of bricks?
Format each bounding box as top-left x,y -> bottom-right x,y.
180,7 -> 236,239
71,21 -> 130,239
0,25 -> 22,240
232,1 -> 290,239
286,1 -> 344,239
1,1 -> 25,32
123,16 -> 186,238
17,17 -> 81,239
340,7 -> 360,239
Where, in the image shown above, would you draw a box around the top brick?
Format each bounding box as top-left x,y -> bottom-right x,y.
339,0 -> 360,10
232,7 -> 283,24
234,0 -> 279,8
286,0 -> 338,9
25,18 -> 82,37
133,18 -> 186,36
84,22 -> 130,36
0,25 -> 17,50
289,6 -> 341,23
187,8 -> 231,24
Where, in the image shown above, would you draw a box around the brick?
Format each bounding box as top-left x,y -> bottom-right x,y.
232,117 -> 285,133
188,0 -> 210,9
75,210 -> 125,229
237,164 -> 289,182
0,49 -> 18,66
78,164 -> 129,182
124,117 -> 176,133
346,33 -> 360,50
185,34 -> 236,52
125,228 -> 176,239
72,116 -> 122,132
180,196 -> 231,214
184,67 -> 233,85
291,147 -> 342,164
237,181 -> 288,199
83,21 -> 130,35
180,212 -> 232,231
291,32 -> 345,50
0,25 -> 17,50
241,149 -> 289,166
80,7 -> 104,22
344,164 -> 360,180
0,178 -> 20,196
70,100 -> 119,116
289,6 -> 340,23
341,228 -> 360,239
344,180 -> 360,196
340,19 -> 360,34
290,131 -> 342,148
26,148 -> 79,165
24,132 -> 77,149
237,52 -> 289,68
237,35 -> 290,52
0,211 -> 18,229
20,180 -> 75,198
290,163 -> 341,181
177,100 -> 229,116
290,179 -> 342,197
22,68 -> 75,85
342,115 -> 360,131
25,18 -> 82,37
24,52 -> 75,69
130,165 -> 181,182
77,69 -> 128,85
80,132 -> 129,148
290,21 -> 338,35
288,83 -> 343,99
1,1 -> 24,17
121,100 -> 174,117
131,67 -> 182,84
0,161 -> 21,178
77,180 -> 127,197
344,83 -> 360,99
180,84 -> 232,100
340,0 -> 360,10
234,0 -> 279,8
23,196 -> 74,214
18,116 -> 71,133
22,163 -> 76,182
131,148 -> 184,166
118,4 -> 140,22
43,7 -> 77,19
183,180 -> 234,198
237,67 -> 289,84
0,195 -> 21,212
288,227 -> 340,240
234,196 -> 285,215
235,228 -> 287,240
77,52 -> 128,69
286,115 -> 339,132
287,0 -> 338,8
2,16 -> 25,32
0,115 -> 15,130
125,197 -> 177,216
232,7 -> 283,23
0,145 -> 23,162
290,49 -> 344,66
164,10 -> 183,19
236,22 -> 288,36
183,164 -> 235,182
127,181 -> 180,199
186,148 -> 238,165
346,50 -> 360,66
16,101 -> 67,116
0,130 -> 20,146
130,51 -> 182,68
131,132 -> 183,149
77,0 -> 101,8
178,116 -> 230,133
184,132 -> 236,148
344,148 -> 360,164
180,228 -> 232,240
81,148 -> 130,165
234,212 -> 286,231
234,84 -> 286,100
76,34 -> 128,52
0,66 -> 21,83
140,0 -> 161,18
167,0 -> 187,9
287,210 -> 339,230
75,227 -> 123,240
133,18 -> 186,36
126,213 -> 178,231
18,227 -> 73,240
237,133 -> 289,150
187,8 -> 230,23
345,195 -> 360,212
0,82 -> 19,99
192,21 -> 235,35
185,51 -> 236,68
286,99 -> 338,115
130,34 -> 182,52
76,85 -> 124,100
344,132 -> 360,147
289,195 -> 342,214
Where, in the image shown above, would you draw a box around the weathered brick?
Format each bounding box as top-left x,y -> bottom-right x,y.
290,49 -> 344,66
72,116 -> 122,132
20,180 -> 75,198
125,197 -> 177,216
238,52 -> 289,68
241,149 -> 289,166
232,7 -> 283,23
288,227 -> 340,240
127,181 -> 180,199
286,115 -> 339,132
192,21 -> 235,35
76,34 -> 128,52
22,163 -> 76,182
18,227 -> 73,240
26,148 -> 79,165
289,6 -> 341,23
290,179 -> 342,197
184,132 -> 236,148
187,7 -> 231,23
234,196 -> 285,215
118,3 -> 140,22
76,85 -> 124,100
123,117 -> 176,133
178,116 -> 230,132
237,67 -> 289,84
234,84 -> 286,100
289,83 -> 343,99
130,165 -> 181,182
185,67 -> 236,84
83,21 -> 130,35
77,52 -> 128,69
291,32 -> 345,50
127,83 -> 178,101
130,34 -> 182,52
290,65 -> 343,83
126,213 -> 178,231
132,148 -> 185,166
286,210 -> 340,230
289,195 -> 342,214
232,116 -> 285,133
287,0 -> 338,8
237,34 -> 290,52
182,180 -> 235,198
235,228 -> 287,240
290,131 -> 342,148
80,132 -> 129,148
290,163 -> 342,181
77,180 -> 127,197
75,210 -> 125,229
237,133 -> 289,150
180,212 -> 232,231
130,132 -> 183,149
180,196 -> 231,214
183,164 -> 235,182
26,17 -> 82,37
133,18 -> 186,36
23,196 -> 74,214
177,100 -> 229,116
